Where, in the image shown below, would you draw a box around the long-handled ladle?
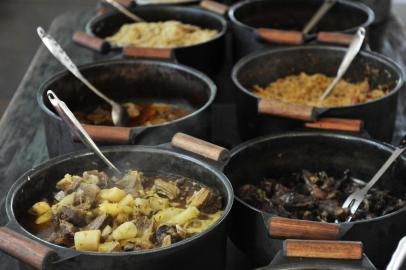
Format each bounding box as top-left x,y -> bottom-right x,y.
37,27 -> 128,127
47,90 -> 122,175
302,0 -> 336,35
104,0 -> 145,22
319,27 -> 366,101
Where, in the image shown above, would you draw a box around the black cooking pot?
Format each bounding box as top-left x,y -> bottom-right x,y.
353,0 -> 392,24
227,0 -> 374,60
0,144 -> 233,270
171,132 -> 406,269
85,5 -> 227,76
232,46 -> 404,142
38,59 -> 216,158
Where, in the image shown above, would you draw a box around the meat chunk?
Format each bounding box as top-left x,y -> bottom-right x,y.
85,213 -> 109,230
154,179 -> 180,200
58,206 -> 90,226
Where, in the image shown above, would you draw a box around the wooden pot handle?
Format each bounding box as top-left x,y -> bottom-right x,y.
171,133 -> 230,162
256,28 -> 304,45
74,125 -> 131,144
123,47 -> 173,59
200,0 -> 229,16
305,117 -> 364,133
72,32 -> 111,53
317,32 -> 354,45
258,99 -> 315,121
268,217 -> 340,240
283,239 -> 363,260
0,227 -> 57,269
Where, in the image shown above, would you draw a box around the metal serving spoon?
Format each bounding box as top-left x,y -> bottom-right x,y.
47,90 -> 122,175
341,134 -> 406,222
319,27 -> 366,101
302,0 -> 336,35
104,0 -> 145,22
37,27 -> 128,127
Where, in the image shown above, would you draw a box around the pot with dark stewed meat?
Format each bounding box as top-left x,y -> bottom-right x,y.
0,142 -> 233,270
223,132 -> 406,269
172,132 -> 406,269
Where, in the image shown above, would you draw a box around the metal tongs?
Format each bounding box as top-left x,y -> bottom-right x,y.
341,135 -> 406,222
47,90 -> 122,175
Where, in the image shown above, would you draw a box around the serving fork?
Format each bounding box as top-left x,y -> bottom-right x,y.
341,135 -> 406,222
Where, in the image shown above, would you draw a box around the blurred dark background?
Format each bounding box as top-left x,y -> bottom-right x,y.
0,0 -> 406,117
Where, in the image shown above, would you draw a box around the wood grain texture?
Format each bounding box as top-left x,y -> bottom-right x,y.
305,118 -> 363,132
258,99 -> 314,121
78,125 -> 131,143
123,47 -> 173,59
269,217 -> 340,240
72,31 -> 110,53
0,227 -> 56,269
283,239 -> 363,260
317,32 -> 354,45
172,133 -> 230,161
200,0 -> 229,16
256,28 -> 303,45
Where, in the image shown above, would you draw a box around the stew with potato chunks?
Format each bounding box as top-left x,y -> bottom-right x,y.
27,170 -> 223,252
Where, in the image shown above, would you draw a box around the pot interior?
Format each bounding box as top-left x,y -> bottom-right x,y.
40,60 -> 213,123
11,147 -> 232,248
234,47 -> 402,102
89,6 -> 225,40
231,0 -> 372,33
224,133 -> 406,218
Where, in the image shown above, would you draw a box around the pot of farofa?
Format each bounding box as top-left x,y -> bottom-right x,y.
232,45 -> 404,142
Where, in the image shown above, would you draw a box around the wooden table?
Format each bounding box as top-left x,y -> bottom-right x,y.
0,8 -> 406,270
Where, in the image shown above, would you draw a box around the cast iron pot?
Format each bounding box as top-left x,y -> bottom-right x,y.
172,132 -> 406,269
232,46 -> 404,142
0,143 -> 233,270
38,59 -> 216,158
85,5 -> 227,76
227,0 -> 374,60
353,0 -> 392,24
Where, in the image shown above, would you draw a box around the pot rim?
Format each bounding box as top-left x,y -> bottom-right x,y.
5,145 -> 234,257
86,5 -> 228,50
226,131 -> 406,225
231,45 -> 405,110
37,58 -> 217,131
228,0 -> 375,35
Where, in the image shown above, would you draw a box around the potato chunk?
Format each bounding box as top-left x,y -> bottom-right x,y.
100,187 -> 126,202
112,222 -> 138,240
74,230 -> 101,251
98,241 -> 120,253
35,211 -> 52,224
153,208 -> 184,225
119,194 -> 134,207
167,206 -> 199,225
31,202 -> 51,216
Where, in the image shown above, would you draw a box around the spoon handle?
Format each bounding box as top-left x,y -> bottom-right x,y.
104,0 -> 144,22
363,134 -> 406,192
302,0 -> 336,35
37,27 -> 116,107
319,27 -> 365,100
47,90 -> 122,175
